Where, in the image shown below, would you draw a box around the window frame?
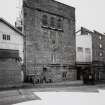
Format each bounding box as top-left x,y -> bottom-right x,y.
2,34 -> 10,40
99,35 -> 102,40
57,18 -> 63,30
99,44 -> 102,48
50,17 -> 55,28
85,48 -> 91,54
42,15 -> 48,26
99,52 -> 103,57
77,47 -> 83,52
2,34 -> 6,40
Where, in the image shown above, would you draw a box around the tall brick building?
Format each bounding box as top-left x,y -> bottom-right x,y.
23,0 -> 76,83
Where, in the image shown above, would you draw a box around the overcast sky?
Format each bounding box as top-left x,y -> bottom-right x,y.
0,0 -> 105,33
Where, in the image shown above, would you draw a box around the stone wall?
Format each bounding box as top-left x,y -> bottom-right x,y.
0,59 -> 22,88
23,0 -> 76,82
79,27 -> 105,81
92,31 -> 105,62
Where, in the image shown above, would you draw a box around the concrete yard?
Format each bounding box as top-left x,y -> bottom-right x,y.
0,84 -> 105,105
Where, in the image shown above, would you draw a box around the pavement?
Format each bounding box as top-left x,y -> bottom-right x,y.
23,80 -> 83,88
0,81 -> 105,105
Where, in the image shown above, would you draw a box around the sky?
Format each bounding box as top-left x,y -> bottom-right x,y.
0,0 -> 105,33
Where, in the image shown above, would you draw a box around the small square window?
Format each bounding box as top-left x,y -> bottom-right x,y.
99,52 -> 103,57
7,35 -> 10,40
85,48 -> 91,53
77,47 -> 83,52
99,44 -> 102,48
99,36 -> 102,40
2,34 -> 10,40
2,34 -> 6,40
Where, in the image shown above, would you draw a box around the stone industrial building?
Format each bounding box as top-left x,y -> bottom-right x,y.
23,0 -> 76,83
0,18 -> 24,88
76,27 -> 105,81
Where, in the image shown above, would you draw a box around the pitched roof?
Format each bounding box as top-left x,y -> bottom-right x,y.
0,18 -> 24,36
94,30 -> 105,36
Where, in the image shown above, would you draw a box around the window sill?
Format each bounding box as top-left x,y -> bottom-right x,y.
41,26 -> 64,32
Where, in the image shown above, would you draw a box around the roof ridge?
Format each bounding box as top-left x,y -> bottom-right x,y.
0,17 -> 24,36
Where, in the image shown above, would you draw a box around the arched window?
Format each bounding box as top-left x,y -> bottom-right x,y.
42,15 -> 48,26
57,18 -> 63,29
50,17 -> 55,28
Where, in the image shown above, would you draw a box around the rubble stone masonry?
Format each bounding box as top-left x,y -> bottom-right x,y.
0,59 -> 22,88
23,0 -> 76,82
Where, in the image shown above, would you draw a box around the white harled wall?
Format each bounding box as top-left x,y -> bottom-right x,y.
0,22 -> 24,63
76,34 -> 92,63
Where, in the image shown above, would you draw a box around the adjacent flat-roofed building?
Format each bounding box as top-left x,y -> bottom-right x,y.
76,27 -> 105,81
0,18 -> 24,87
23,0 -> 76,82
76,34 -> 92,63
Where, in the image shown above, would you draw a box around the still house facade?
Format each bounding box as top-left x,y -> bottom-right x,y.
76,27 -> 105,81
23,0 -> 76,83
0,18 -> 24,87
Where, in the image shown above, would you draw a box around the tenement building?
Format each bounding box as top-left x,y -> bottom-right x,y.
0,18 -> 24,88
23,0 -> 76,83
76,27 -> 105,81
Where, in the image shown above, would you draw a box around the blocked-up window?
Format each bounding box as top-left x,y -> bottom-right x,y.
99,44 -> 102,48
42,15 -> 48,26
50,17 -> 55,28
50,30 -> 56,46
57,18 -> 63,30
